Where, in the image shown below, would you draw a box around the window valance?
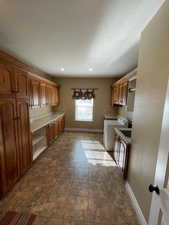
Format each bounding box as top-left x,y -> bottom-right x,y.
72,88 -> 97,100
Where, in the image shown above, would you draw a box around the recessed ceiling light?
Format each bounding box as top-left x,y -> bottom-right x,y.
89,68 -> 93,71
60,67 -> 64,71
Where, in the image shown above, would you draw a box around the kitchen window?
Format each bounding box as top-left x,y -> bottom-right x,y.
75,99 -> 94,122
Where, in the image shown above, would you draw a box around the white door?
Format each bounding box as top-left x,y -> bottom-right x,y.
148,79 -> 169,225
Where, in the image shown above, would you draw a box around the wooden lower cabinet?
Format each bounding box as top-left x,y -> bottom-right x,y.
0,98 -> 32,196
16,99 -> 32,175
47,116 -> 65,146
113,133 -> 130,179
0,98 -> 20,194
47,123 -> 55,146
61,116 -> 65,132
58,116 -> 65,134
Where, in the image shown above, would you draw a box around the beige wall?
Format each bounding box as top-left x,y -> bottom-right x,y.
54,77 -> 118,130
128,1 -> 169,221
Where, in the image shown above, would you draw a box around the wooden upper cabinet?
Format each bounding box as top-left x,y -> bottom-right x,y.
112,84 -> 119,105
15,70 -> 29,99
30,79 -> 40,108
46,84 -> 51,106
0,98 -> 20,194
112,68 -> 136,106
112,82 -> 128,106
51,86 -> 59,106
40,82 -> 46,107
0,64 -> 16,95
46,85 -> 59,106
54,87 -> 59,106
16,99 -> 32,175
121,82 -> 128,106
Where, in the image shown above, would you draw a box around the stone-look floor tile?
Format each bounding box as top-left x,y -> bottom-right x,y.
46,217 -> 64,225
0,132 -> 139,225
32,216 -> 48,225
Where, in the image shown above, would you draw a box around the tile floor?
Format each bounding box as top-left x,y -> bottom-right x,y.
0,132 -> 139,225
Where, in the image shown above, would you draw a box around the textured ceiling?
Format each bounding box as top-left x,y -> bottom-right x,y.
0,0 -> 164,77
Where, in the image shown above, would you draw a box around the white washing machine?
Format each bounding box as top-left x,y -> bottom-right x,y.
103,117 -> 128,151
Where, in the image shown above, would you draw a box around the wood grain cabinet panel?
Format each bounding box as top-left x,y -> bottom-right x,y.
112,82 -> 128,106
61,116 -> 65,132
112,85 -> 119,105
0,98 -> 20,194
0,65 -> 16,94
54,87 -> 59,106
40,82 -> 46,107
121,82 -> 128,106
111,68 -> 136,106
16,99 -> 32,175
15,71 -> 29,99
47,123 -> 55,146
47,116 -> 65,147
46,84 -> 52,106
46,85 -> 59,106
30,79 -> 40,108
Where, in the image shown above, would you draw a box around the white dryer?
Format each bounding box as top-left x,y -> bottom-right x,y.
103,117 -> 128,151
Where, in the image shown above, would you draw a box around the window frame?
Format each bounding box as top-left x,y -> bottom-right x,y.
74,98 -> 94,122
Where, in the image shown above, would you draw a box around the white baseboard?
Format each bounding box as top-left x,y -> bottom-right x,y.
64,128 -> 103,133
125,182 -> 147,225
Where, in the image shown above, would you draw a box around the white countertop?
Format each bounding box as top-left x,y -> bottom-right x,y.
30,112 -> 65,133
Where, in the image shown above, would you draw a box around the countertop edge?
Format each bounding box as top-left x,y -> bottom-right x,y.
30,112 -> 65,133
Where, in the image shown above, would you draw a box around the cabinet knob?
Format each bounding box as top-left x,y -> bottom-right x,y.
149,184 -> 160,195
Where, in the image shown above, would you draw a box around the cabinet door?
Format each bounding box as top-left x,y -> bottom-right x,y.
46,85 -> 52,106
112,85 -> 119,105
61,116 -> 65,132
121,82 -> 128,106
0,65 -> 16,94
15,70 -> 29,98
30,79 -> 40,108
0,98 -> 20,194
55,87 -> 59,106
52,87 -> 59,106
47,123 -> 55,146
16,99 -> 32,175
51,86 -> 55,106
119,84 -> 123,105
40,82 -> 46,107
58,117 -> 62,134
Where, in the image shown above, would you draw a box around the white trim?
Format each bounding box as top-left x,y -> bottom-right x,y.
64,128 -> 103,133
125,182 -> 147,225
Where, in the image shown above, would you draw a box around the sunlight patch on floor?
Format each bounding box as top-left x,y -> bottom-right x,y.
81,140 -> 116,167
80,140 -> 105,150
